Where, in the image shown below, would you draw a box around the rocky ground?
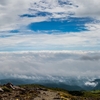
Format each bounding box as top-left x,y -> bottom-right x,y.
0,83 -> 100,100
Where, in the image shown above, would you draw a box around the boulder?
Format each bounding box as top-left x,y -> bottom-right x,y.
0,87 -> 4,92
4,83 -> 25,90
4,83 -> 15,89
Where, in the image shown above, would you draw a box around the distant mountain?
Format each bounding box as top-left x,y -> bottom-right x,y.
0,78 -> 34,85
92,79 -> 100,90
40,82 -> 83,91
93,79 -> 100,83
0,78 -> 83,90
0,78 -> 100,91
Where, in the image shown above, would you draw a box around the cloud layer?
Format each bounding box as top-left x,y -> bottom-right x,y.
0,29 -> 100,51
0,51 -> 100,80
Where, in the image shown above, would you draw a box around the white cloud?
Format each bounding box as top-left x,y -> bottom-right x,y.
0,51 -> 100,79
0,0 -> 49,31
73,0 -> 100,19
0,0 -> 100,31
85,81 -> 98,87
0,28 -> 100,51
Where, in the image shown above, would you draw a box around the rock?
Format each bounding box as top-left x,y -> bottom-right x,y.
4,83 -> 15,89
13,86 -> 25,91
0,87 -> 3,92
37,87 -> 47,91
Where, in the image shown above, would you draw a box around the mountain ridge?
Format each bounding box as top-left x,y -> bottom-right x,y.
0,78 -> 100,91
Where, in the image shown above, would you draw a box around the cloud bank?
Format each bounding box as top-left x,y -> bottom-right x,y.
0,51 -> 100,80
0,29 -> 100,51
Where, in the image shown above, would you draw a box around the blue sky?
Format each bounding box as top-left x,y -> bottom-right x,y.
0,0 -> 100,51
27,17 -> 93,32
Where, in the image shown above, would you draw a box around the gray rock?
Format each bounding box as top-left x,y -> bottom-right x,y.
0,87 -> 4,92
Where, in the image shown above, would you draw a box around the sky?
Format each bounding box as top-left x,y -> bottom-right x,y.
0,0 -> 100,51
0,0 -> 100,82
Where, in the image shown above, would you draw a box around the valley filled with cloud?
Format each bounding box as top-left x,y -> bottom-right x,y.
0,51 -> 100,80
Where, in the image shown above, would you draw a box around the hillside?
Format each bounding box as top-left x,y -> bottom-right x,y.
0,83 -> 100,100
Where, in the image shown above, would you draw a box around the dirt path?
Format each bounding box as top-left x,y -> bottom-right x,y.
34,90 -> 61,100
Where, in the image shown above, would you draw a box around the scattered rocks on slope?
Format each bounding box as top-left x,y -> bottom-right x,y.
0,83 -> 100,100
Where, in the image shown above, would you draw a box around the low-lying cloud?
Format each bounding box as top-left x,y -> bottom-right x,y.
0,51 -> 100,80
81,55 -> 100,61
85,81 -> 98,87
